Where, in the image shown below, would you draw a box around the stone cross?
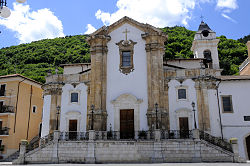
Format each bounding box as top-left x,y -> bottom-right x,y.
200,15 -> 204,22
123,28 -> 130,41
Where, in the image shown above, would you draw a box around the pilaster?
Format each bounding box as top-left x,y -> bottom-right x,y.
142,32 -> 168,130
87,34 -> 111,131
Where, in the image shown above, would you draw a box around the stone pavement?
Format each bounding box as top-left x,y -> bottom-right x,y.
0,162 -> 250,166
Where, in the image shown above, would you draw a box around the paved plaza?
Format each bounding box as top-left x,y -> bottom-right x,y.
0,162 -> 250,166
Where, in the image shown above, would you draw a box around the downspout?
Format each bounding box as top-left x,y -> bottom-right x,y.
14,78 -> 26,133
216,79 -> 223,139
26,85 -> 33,140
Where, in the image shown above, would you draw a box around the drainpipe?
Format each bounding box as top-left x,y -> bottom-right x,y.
216,80 -> 223,139
26,85 -> 33,140
14,78 -> 26,133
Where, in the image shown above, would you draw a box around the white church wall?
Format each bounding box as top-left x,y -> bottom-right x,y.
219,80 -> 250,159
106,23 -> 148,131
207,89 -> 222,137
60,83 -> 88,132
41,95 -> 51,137
168,79 -> 198,130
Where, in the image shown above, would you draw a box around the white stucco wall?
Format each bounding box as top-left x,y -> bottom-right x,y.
168,79 -> 198,130
60,83 -> 88,132
219,80 -> 250,159
106,23 -> 148,131
207,89 -> 222,137
63,65 -> 90,75
41,95 -> 51,137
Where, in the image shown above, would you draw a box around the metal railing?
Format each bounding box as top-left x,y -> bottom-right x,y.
26,133 -> 54,153
161,130 -> 193,139
0,127 -> 9,135
239,57 -> 249,71
0,105 -> 14,113
59,131 -> 89,141
199,130 -> 233,153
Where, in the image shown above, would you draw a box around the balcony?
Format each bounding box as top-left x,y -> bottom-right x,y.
0,127 -> 9,135
0,105 -> 15,113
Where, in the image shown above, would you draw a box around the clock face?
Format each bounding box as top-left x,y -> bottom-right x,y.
202,30 -> 209,37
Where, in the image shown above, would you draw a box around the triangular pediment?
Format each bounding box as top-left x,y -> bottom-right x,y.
90,16 -> 163,36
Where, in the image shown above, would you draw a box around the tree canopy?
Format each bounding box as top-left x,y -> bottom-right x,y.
0,27 -> 248,83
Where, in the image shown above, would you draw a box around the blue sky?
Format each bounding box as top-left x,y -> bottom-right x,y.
0,0 -> 249,48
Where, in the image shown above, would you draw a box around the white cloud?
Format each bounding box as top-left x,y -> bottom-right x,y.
0,3 -> 64,44
95,0 -> 199,27
221,13 -> 237,23
216,0 -> 238,10
84,24 -> 97,34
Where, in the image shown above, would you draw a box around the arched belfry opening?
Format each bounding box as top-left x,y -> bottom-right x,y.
203,49 -> 213,69
246,135 -> 250,160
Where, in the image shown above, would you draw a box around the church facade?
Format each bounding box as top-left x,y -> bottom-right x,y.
41,17 -> 250,160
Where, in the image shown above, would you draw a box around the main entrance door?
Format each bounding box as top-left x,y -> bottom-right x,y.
179,117 -> 189,138
120,109 -> 134,139
246,135 -> 250,160
69,120 -> 77,140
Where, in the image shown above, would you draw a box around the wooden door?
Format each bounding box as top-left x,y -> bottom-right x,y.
120,109 -> 134,139
69,120 -> 77,140
179,117 -> 189,138
246,135 -> 250,160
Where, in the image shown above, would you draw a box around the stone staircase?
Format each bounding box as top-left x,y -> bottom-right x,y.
1,150 -> 19,162
13,130 -> 244,164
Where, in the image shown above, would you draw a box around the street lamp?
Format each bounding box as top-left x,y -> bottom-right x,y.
191,102 -> 197,129
155,103 -> 159,129
0,0 -> 27,19
90,104 -> 94,130
56,105 -> 60,131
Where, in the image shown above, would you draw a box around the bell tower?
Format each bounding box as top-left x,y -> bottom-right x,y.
191,21 -> 220,69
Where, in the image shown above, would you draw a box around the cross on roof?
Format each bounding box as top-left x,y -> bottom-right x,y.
200,15 -> 205,22
123,28 -> 130,41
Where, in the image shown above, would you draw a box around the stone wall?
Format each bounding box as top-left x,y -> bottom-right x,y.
20,139 -> 234,164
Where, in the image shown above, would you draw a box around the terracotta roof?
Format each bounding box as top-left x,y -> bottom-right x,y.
217,75 -> 250,81
0,74 -> 43,85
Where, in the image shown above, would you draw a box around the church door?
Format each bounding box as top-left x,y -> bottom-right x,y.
69,120 -> 77,140
179,117 -> 189,138
246,135 -> 250,160
120,109 -> 134,139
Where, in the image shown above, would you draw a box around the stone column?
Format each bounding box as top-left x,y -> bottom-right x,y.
154,129 -> 161,142
142,32 -> 168,130
192,129 -> 200,139
230,138 -> 240,162
87,35 -> 110,131
86,130 -> 96,164
43,84 -> 63,133
51,131 -> 60,163
14,140 -> 28,164
194,79 -> 210,131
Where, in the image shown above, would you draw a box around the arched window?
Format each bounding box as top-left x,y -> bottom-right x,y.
203,50 -> 213,68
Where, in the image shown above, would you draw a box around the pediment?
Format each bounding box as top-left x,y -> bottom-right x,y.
90,16 -> 163,36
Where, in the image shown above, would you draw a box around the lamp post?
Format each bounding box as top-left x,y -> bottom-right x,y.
155,103 -> 159,129
0,0 -> 26,19
191,102 -> 197,129
90,104 -> 94,130
56,105 -> 60,131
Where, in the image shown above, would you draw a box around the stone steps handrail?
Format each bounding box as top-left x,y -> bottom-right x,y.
199,130 -> 233,153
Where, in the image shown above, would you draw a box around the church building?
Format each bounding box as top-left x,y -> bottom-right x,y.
41,16 -> 250,161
